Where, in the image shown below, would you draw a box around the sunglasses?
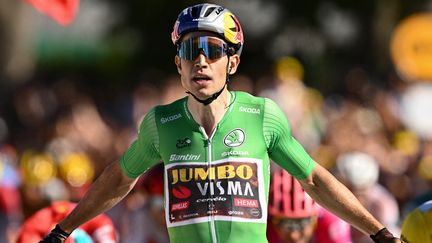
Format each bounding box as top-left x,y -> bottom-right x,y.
272,217 -> 313,231
177,36 -> 230,61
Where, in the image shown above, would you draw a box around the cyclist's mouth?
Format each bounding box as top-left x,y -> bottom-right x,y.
192,75 -> 212,84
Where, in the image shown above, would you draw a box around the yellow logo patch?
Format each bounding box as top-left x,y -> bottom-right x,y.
223,13 -> 243,44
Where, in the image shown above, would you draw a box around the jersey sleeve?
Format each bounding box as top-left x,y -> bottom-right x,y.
263,98 -> 315,179
120,108 -> 162,178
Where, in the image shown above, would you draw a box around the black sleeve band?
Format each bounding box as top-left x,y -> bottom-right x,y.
51,224 -> 71,239
370,227 -> 396,243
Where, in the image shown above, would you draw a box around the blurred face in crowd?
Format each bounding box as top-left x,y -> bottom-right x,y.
271,216 -> 316,243
149,195 -> 166,228
175,31 -> 239,100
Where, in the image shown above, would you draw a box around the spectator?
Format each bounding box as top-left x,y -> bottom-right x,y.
335,152 -> 400,242
267,166 -> 352,243
17,201 -> 117,243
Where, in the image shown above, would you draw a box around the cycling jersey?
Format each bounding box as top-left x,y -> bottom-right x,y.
121,91 -> 316,243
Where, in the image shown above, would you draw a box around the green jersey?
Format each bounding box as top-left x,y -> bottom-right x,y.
120,91 -> 315,243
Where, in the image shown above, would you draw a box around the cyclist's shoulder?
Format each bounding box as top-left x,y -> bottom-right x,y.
233,92 -> 284,120
234,91 -> 268,105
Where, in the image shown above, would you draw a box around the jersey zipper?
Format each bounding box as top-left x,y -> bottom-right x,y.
200,126 -> 218,243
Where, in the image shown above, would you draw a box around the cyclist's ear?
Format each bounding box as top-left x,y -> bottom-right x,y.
228,54 -> 240,75
175,56 -> 182,74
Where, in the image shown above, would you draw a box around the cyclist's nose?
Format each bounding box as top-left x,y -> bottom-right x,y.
194,52 -> 209,68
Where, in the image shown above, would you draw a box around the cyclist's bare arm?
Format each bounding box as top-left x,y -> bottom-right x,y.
298,163 -> 402,243
58,160 -> 138,233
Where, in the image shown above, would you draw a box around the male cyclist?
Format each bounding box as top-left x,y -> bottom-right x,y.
41,3 -> 402,243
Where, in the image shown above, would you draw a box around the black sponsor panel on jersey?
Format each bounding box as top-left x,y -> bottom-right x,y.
166,161 -> 262,224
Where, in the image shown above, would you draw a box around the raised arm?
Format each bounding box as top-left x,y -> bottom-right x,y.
39,161 -> 138,243
58,160 -> 138,233
298,163 -> 402,243
264,98 -> 403,242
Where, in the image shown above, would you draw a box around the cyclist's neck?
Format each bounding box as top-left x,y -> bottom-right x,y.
187,89 -> 231,135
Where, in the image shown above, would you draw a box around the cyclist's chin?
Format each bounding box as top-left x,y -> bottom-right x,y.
192,87 -> 217,98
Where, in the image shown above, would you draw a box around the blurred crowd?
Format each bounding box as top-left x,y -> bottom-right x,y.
0,54 -> 431,242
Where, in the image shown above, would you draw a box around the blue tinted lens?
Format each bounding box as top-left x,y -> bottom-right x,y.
178,36 -> 227,61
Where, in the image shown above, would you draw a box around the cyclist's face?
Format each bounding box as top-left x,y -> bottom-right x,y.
272,217 -> 316,243
175,31 -> 239,99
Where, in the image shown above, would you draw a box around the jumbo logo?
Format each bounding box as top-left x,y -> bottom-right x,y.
224,129 -> 245,147
171,164 -> 253,185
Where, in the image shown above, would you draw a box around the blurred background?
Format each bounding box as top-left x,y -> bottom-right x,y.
0,0 -> 432,242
